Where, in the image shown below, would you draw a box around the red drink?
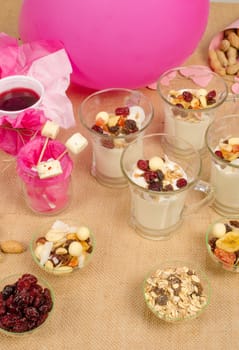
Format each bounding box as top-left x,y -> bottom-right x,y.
0,87 -> 40,111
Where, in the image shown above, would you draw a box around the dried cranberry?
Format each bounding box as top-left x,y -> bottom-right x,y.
91,124 -> 103,134
2,284 -> 16,300
137,159 -> 149,171
24,307 -> 39,321
148,181 -> 163,191
144,171 -> 158,183
115,106 -> 129,116
0,304 -> 6,316
36,313 -> 48,327
12,318 -> 29,333
175,103 -> 184,108
215,150 -> 223,159
182,91 -> 193,102
176,178 -> 187,188
206,90 -> 216,100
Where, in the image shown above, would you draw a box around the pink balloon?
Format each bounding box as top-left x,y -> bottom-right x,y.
19,0 -> 209,90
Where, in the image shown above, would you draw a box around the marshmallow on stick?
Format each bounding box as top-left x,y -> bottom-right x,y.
37,120 -> 60,164
57,133 -> 88,161
37,158 -> 63,179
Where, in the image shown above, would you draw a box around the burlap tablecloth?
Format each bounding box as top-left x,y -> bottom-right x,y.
0,2 -> 239,349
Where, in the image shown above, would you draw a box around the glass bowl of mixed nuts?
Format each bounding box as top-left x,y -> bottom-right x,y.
30,219 -> 95,276
0,273 -> 54,336
206,217 -> 239,272
143,261 -> 211,322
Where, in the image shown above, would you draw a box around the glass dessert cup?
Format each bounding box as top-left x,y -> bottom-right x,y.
16,137 -> 73,216
206,114 -> 239,216
0,273 -> 54,336
157,65 -> 228,153
79,88 -> 154,188
206,217 -> 239,272
121,133 -> 213,240
143,260 -> 211,323
30,218 -> 95,276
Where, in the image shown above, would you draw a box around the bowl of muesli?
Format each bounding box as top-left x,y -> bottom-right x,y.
143,261 -> 211,322
206,217 -> 239,272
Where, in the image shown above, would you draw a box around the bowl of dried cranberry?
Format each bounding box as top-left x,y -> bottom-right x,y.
0,273 -> 54,336
206,217 -> 239,272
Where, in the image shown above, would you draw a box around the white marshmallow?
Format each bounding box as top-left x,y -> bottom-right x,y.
41,120 -> 60,139
37,159 -> 63,179
65,133 -> 88,154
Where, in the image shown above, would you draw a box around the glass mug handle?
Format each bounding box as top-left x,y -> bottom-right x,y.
183,180 -> 214,216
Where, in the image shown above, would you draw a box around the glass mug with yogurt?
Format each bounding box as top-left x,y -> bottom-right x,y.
121,133 -> 213,240
0,75 -> 44,118
206,114 -> 239,216
157,65 -> 228,152
79,88 -> 153,188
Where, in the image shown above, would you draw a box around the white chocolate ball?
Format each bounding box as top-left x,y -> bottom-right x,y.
149,156 -> 165,171
68,241 -> 83,257
212,222 -> 226,238
76,226 -> 90,241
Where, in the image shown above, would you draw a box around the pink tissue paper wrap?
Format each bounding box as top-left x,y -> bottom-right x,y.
0,109 -> 48,156
0,32 -> 75,129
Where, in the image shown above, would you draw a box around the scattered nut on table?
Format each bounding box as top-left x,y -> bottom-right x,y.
0,240 -> 26,254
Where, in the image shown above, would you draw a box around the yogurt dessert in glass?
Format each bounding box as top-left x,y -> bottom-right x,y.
157,65 -> 228,152
206,114 -> 239,215
79,88 -> 153,188
121,133 -> 213,240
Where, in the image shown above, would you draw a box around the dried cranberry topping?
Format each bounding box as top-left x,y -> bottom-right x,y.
215,150 -> 223,159
144,171 -> 158,183
91,124 -> 104,134
206,90 -> 216,100
137,159 -> 149,171
148,181 -> 163,191
182,91 -> 193,102
175,103 -> 184,108
176,178 -> 187,188
115,106 -> 129,116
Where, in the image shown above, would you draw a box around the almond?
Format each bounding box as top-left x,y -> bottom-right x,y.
0,240 -> 26,254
